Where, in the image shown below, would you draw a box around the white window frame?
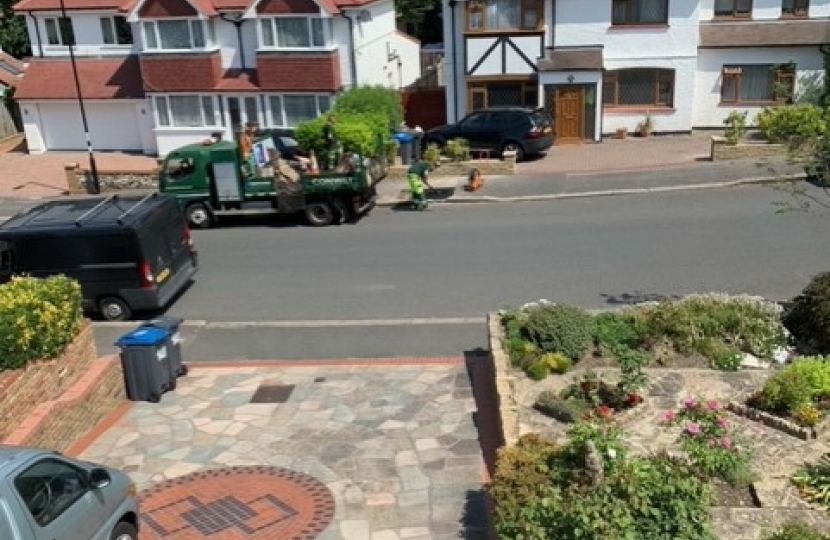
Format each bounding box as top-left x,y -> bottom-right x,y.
44,17 -> 75,46
100,16 -> 133,45
265,94 -> 332,127
154,94 -> 220,128
258,17 -> 332,50
142,19 -> 211,51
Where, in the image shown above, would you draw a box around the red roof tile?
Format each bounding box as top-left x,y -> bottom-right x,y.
14,56 -> 144,99
214,69 -> 260,90
13,0 -> 137,12
0,51 -> 25,89
14,0 -> 378,14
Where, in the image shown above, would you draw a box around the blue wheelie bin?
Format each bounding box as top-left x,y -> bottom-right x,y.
141,316 -> 187,380
393,132 -> 415,165
115,327 -> 174,403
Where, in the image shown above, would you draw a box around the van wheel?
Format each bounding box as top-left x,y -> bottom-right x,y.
331,198 -> 348,225
186,203 -> 213,229
305,200 -> 335,227
110,522 -> 138,540
99,297 -> 132,321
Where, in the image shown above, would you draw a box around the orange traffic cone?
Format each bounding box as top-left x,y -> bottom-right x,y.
464,168 -> 484,191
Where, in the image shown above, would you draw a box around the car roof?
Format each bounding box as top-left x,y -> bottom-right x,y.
0,445 -> 55,471
476,106 -> 540,113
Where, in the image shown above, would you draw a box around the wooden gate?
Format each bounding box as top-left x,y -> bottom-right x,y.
400,88 -> 446,130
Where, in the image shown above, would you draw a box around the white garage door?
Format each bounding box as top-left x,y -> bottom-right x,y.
39,102 -> 142,151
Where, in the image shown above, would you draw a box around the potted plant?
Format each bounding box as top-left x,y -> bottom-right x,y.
637,113 -> 655,138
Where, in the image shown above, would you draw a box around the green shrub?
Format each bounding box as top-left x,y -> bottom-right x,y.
0,276 -> 83,370
792,454 -> 830,510
754,356 -> 830,413
784,271 -> 830,354
595,311 -> 644,352
331,85 -> 404,132
522,304 -> 595,361
762,521 -> 830,540
423,143 -> 442,167
699,338 -> 744,371
295,112 -> 389,159
534,391 -> 588,423
756,103 -> 827,144
525,360 -> 549,381
444,138 -> 470,162
723,110 -> 748,145
647,294 -> 785,360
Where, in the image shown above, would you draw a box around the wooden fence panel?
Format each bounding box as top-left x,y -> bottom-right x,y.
400,88 -> 446,130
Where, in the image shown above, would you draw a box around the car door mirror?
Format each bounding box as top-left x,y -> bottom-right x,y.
89,468 -> 111,489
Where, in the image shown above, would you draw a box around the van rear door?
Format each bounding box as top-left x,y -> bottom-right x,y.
136,199 -> 196,303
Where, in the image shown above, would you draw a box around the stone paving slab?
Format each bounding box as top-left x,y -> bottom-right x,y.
78,362 -> 490,540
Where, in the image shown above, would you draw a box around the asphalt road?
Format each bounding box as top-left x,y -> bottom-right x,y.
83,183 -> 830,360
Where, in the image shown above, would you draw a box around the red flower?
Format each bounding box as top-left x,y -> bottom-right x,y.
597,405 -> 613,418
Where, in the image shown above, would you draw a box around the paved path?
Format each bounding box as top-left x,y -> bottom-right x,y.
76,359 -> 494,540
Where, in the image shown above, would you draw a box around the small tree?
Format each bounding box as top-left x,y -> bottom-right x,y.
295,112 -> 388,159
332,85 -> 404,133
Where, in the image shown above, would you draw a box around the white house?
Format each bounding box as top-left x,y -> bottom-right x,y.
441,0 -> 829,143
13,0 -> 421,155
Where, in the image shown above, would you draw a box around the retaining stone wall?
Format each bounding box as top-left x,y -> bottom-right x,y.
710,137 -> 787,161
64,163 -> 158,194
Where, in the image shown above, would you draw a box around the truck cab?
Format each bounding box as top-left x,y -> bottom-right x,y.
0,445 -> 139,540
159,136 -> 383,228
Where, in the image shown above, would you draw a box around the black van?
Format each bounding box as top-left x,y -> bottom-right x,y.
0,193 -> 198,321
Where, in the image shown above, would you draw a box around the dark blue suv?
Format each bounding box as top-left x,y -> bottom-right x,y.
425,107 -> 553,161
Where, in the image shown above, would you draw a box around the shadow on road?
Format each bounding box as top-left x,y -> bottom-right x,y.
600,291 -> 681,306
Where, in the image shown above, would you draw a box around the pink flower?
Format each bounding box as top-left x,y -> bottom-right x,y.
721,437 -> 732,449
683,397 -> 698,409
661,410 -> 676,422
717,416 -> 728,428
707,400 -> 720,411
686,422 -> 701,435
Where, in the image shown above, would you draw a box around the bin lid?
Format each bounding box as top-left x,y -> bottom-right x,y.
393,132 -> 415,143
116,327 -> 167,347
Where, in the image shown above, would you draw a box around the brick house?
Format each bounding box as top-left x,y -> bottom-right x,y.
13,0 -> 421,154
441,0 -> 830,143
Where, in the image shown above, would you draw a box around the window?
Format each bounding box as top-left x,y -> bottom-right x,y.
465,0 -> 543,31
782,0 -> 808,16
714,0 -> 752,18
142,20 -> 208,50
14,459 -> 88,526
603,69 -> 674,107
260,17 -> 330,48
467,81 -> 538,110
720,64 -> 795,104
612,0 -> 668,25
101,16 -> 133,45
44,17 -> 75,46
155,95 -> 218,127
267,94 -> 331,127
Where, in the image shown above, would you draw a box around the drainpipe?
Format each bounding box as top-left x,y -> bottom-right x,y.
343,11 -> 358,87
448,0 -> 459,122
820,44 -> 830,106
28,12 -> 43,57
220,13 -> 246,69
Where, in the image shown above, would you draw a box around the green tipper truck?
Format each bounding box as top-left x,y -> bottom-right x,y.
158,136 -> 384,228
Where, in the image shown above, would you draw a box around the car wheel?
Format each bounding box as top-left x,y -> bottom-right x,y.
110,522 -> 138,540
185,202 -> 213,229
99,297 -> 132,322
305,200 -> 335,227
501,142 -> 525,162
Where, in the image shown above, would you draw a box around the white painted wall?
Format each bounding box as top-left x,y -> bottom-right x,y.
216,18 -> 242,69
441,0 -> 467,122
155,127 -> 221,156
27,11 -> 139,57
19,102 -> 45,153
694,47 -> 824,127
391,31 -> 421,88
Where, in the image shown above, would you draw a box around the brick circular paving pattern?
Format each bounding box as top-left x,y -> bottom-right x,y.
138,466 -> 335,540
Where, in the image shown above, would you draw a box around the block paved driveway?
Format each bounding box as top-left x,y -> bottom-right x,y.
77,359 -> 494,540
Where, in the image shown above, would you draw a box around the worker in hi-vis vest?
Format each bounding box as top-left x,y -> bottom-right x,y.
407,160 -> 434,210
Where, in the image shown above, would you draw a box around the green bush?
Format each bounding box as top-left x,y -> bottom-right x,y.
444,138 -> 470,162
647,294 -> 785,360
784,271 -> 830,354
539,352 -> 573,374
0,276 -> 83,370
753,356 -> 830,413
723,110 -> 748,145
522,304 -> 595,361
792,454 -> 830,510
756,104 -> 827,144
295,112 -> 389,159
534,391 -> 588,423
762,521 -> 830,540
423,143 -> 442,167
699,338 -> 744,371
331,85 -> 404,132
525,360 -> 550,381
594,311 -> 645,352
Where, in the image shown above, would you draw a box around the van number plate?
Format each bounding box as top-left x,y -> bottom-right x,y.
157,268 -> 171,283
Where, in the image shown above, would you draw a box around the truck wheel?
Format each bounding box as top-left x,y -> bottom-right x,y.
305,200 -> 335,227
185,202 -> 213,229
99,297 -> 132,321
110,522 -> 138,540
331,198 -> 348,225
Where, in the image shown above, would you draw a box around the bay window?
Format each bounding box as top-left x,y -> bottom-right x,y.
155,95 -> 218,127
143,20 -> 210,50
101,16 -> 133,45
260,17 -> 331,48
267,94 -> 332,127
465,0 -> 543,32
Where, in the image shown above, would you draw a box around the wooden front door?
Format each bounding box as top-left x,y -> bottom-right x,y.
554,86 -> 584,143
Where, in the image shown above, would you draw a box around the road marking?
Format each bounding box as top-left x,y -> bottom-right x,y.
93,317 -> 487,328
